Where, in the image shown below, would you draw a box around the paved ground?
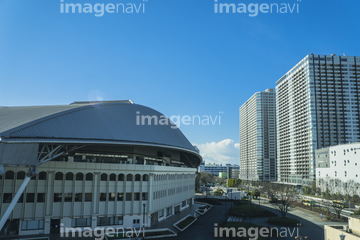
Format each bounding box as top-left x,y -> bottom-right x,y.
241,202 -> 347,240
0,199 -> 347,240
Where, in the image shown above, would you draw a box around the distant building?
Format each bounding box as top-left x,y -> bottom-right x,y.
219,172 -> 227,178
239,88 -> 277,181
228,167 -> 240,179
316,142 -> 360,195
276,54 -> 360,185
199,162 -> 239,177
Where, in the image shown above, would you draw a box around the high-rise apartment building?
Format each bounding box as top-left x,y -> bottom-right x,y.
239,89 -> 277,181
276,54 -> 360,185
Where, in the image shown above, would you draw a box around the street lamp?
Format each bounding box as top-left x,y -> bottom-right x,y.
340,233 -> 346,240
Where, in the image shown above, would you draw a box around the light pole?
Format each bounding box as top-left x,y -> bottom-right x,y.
340,232 -> 346,240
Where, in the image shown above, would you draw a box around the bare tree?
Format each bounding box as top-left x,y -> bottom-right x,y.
273,187 -> 296,218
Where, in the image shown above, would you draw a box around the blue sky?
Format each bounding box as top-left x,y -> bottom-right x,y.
0,0 -> 359,165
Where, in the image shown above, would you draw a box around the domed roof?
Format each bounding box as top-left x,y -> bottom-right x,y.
0,101 -> 198,154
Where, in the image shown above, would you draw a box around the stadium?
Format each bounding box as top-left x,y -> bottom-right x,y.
0,100 -> 201,236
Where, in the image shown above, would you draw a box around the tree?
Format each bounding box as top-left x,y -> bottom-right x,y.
227,178 -> 242,188
195,172 -> 215,191
252,189 -> 260,199
214,188 -> 224,196
332,201 -> 345,219
261,181 -> 281,200
272,187 -> 296,219
322,188 -> 331,199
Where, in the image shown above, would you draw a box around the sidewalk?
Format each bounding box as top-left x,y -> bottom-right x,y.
149,203 -> 202,233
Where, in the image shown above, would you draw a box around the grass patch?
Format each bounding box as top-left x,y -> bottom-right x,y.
267,217 -> 300,226
196,198 -> 221,205
220,222 -> 270,240
176,216 -> 196,230
228,204 -> 277,218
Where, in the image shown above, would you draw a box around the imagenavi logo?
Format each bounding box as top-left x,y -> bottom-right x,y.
60,0 -> 147,17
214,0 -> 301,17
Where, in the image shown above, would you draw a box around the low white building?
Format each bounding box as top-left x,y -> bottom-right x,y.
315,142 -> 360,195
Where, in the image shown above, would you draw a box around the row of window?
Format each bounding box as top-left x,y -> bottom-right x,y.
52,192 -> 148,202
21,216 -> 126,231
2,193 -> 45,203
0,171 -> 149,182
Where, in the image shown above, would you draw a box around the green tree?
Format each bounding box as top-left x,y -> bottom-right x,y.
252,189 -> 260,199
214,188 -> 224,196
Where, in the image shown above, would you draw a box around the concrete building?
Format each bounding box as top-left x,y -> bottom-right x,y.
316,142 -> 360,195
199,162 -> 239,177
239,88 -> 277,181
324,215 -> 360,240
0,101 -> 201,236
276,54 -> 360,185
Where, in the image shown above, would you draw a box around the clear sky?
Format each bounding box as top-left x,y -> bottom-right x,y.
0,0 -> 359,165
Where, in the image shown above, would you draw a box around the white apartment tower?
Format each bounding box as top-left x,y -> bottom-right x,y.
239,89 -> 277,181
276,54 -> 360,185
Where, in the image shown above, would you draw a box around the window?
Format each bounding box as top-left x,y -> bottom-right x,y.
21,220 -> 44,230
109,193 -> 115,201
17,171 -> 26,180
126,174 -> 133,181
66,173 -> 73,180
98,217 -> 123,226
182,201 -> 186,207
5,171 -> 14,179
126,193 -> 132,201
76,173 -> 84,181
167,207 -> 172,216
39,172 -> 47,180
85,193 -> 92,202
55,172 -> 63,180
71,218 -> 91,227
18,194 -> 24,203
26,193 -> 35,203
75,193 -> 82,202
142,193 -> 148,200
135,174 -> 141,181
134,193 -> 140,201
117,193 -> 124,201
3,193 -> 12,203
37,193 -> 45,203
100,193 -> 107,202
54,193 -> 62,202
64,193 -> 72,202
159,209 -> 164,218
86,173 -> 93,181
118,174 -> 124,181
110,174 -> 116,181
142,175 -> 149,181
101,173 -> 107,181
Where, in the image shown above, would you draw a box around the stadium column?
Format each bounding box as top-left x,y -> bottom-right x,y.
44,171 -> 55,234
93,172 -> 101,215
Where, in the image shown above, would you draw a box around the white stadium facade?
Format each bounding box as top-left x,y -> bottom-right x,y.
0,101 -> 201,236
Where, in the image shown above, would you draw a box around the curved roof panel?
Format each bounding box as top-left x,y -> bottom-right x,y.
0,101 -> 197,153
